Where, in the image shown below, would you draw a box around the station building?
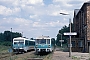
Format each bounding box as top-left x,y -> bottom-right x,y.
72,1 -> 90,52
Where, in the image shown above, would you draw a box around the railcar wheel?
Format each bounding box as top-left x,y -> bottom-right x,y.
24,50 -> 27,53
21,51 -> 24,54
35,50 -> 38,55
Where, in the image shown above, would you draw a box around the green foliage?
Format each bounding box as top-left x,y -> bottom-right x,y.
56,23 -> 74,46
0,45 -> 10,52
0,41 -> 11,46
56,25 -> 69,46
0,31 -> 22,46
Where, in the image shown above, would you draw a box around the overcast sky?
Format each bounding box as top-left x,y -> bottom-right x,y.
0,0 -> 86,38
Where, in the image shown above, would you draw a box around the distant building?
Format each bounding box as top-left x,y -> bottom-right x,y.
73,1 -> 90,52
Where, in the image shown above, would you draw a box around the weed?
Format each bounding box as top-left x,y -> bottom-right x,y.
72,56 -> 80,60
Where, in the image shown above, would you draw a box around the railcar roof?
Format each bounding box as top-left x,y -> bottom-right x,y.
36,36 -> 51,39
13,37 -> 35,42
30,40 -> 35,41
13,37 -> 29,40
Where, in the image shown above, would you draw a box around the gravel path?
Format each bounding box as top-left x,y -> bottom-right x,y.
72,52 -> 90,60
52,48 -> 90,60
52,49 -> 72,60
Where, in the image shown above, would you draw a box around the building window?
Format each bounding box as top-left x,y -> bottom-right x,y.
78,40 -> 83,47
71,41 -> 75,47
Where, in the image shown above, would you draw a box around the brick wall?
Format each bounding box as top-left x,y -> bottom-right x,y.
87,5 -> 90,40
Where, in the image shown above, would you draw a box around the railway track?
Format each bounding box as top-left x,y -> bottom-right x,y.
0,52 -> 14,59
0,52 -> 10,58
0,50 -> 53,60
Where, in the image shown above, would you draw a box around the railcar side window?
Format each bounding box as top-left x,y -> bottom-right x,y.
25,40 -> 29,46
29,41 -> 35,46
47,39 -> 50,44
35,39 -> 39,44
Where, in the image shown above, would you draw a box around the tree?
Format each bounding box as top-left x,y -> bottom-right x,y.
0,31 -> 22,46
3,31 -> 22,42
4,31 -> 11,41
0,33 -> 4,42
56,23 -> 74,46
56,25 -> 69,46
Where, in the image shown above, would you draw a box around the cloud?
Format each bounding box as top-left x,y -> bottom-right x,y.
0,0 -> 44,6
0,5 -> 21,16
0,17 -> 62,32
0,0 -> 85,38
53,0 -> 73,7
26,0 -> 44,5
32,20 -> 64,28
0,17 -> 33,29
30,14 -> 38,18
0,5 -> 12,16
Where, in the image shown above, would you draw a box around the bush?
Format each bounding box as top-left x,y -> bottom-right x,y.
0,41 -> 12,46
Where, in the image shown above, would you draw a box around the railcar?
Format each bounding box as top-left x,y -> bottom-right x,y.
35,36 -> 55,54
13,37 -> 35,53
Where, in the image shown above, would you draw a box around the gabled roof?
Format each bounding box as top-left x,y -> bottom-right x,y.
74,9 -> 79,16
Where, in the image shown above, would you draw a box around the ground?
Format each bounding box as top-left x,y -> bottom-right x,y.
0,46 -> 90,60
52,48 -> 90,60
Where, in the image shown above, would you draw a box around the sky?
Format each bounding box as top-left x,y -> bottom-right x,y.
0,0 -> 86,38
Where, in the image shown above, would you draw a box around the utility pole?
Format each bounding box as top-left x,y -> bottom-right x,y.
22,32 -> 23,37
10,28 -> 12,60
60,13 -> 77,57
59,33 -> 64,47
69,18 -> 72,57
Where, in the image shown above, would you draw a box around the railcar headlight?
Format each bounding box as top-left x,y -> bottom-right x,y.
22,46 -> 23,48
35,45 -> 38,48
14,47 -> 16,49
48,45 -> 50,48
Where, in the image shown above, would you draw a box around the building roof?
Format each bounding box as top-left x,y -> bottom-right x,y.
74,9 -> 79,16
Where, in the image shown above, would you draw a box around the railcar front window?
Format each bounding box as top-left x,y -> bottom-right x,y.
14,42 -> 24,44
40,39 -> 46,44
36,39 -> 46,44
19,42 -> 24,44
14,42 -> 18,44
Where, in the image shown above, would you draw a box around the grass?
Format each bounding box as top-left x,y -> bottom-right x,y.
0,45 -> 9,50
56,44 -> 69,52
0,45 -> 53,60
43,53 -> 53,60
25,52 -> 53,60
0,45 -> 10,53
72,54 -> 90,60
72,56 -> 80,60
0,45 -> 11,60
12,52 -> 53,60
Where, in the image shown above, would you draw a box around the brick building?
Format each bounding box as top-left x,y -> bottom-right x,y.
73,1 -> 90,52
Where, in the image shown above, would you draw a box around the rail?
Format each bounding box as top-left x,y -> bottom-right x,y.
27,58 -> 43,60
